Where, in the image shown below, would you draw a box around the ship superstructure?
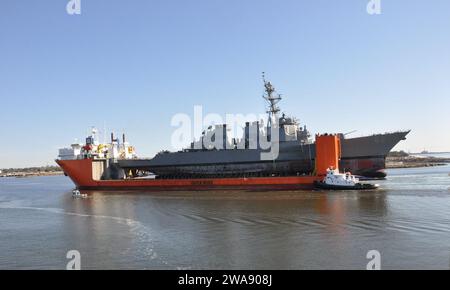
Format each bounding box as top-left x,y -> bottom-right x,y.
58,128 -> 136,161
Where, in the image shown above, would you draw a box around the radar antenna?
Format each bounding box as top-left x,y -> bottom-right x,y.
262,72 -> 282,129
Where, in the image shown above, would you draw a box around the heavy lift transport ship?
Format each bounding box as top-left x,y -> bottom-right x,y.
56,133 -> 375,191
56,77 -> 405,190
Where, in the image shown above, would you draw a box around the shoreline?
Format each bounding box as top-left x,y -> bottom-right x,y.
386,156 -> 450,169
0,171 -> 64,178
0,165 -> 64,178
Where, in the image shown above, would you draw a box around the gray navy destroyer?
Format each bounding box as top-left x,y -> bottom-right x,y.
119,75 -> 410,179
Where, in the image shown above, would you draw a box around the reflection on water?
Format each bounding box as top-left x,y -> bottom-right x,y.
0,165 -> 449,269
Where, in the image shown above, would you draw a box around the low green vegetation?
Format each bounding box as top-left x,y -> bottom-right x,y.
0,166 -> 61,174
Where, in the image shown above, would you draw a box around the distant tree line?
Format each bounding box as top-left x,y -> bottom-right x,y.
0,166 -> 62,174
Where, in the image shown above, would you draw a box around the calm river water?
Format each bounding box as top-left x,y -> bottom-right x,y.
1,165 -> 449,269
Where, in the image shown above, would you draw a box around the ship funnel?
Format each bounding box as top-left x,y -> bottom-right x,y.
222,124 -> 227,150
244,122 -> 250,149
256,121 -> 260,149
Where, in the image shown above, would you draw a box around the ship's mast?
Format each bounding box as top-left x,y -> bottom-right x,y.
262,72 -> 282,130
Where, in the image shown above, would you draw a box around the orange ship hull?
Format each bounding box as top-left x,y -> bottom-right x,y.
56,159 -> 321,191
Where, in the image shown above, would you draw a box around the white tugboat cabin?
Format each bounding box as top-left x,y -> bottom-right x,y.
314,167 -> 379,190
324,168 -> 359,186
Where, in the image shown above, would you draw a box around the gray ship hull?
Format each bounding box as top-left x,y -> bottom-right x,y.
119,131 -> 409,178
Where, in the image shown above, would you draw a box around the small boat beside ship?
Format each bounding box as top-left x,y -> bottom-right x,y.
72,189 -> 88,198
313,168 -> 379,190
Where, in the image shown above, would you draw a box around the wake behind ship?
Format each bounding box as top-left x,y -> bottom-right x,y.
58,75 -> 409,181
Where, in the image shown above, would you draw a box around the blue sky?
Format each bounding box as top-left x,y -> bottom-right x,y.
1,0 -> 449,167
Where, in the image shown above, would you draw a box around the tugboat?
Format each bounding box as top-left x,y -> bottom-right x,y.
314,168 -> 379,190
72,189 -> 88,198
